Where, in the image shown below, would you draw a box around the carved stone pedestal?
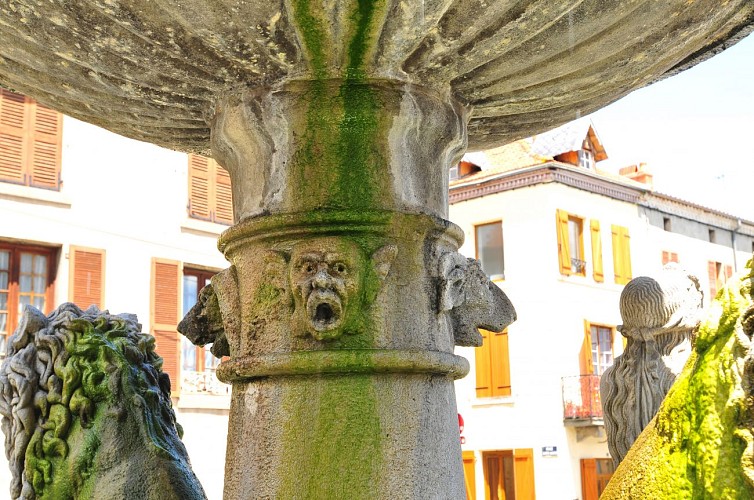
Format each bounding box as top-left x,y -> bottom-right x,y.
181,81 -> 516,498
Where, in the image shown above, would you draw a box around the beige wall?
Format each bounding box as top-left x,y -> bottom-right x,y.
0,116 -> 229,498
450,179 -> 752,499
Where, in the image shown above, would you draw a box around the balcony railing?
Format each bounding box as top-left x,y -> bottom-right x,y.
571,258 -> 586,274
562,374 -> 602,422
181,369 -> 231,396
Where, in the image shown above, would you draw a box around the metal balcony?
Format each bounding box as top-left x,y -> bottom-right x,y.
181,370 -> 231,396
562,374 -> 603,426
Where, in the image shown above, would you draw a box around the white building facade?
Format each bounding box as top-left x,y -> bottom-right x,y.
0,91 -> 230,499
450,123 -> 754,500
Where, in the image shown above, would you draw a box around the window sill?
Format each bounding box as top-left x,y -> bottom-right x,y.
471,395 -> 515,407
176,392 -> 231,410
180,217 -> 231,236
557,274 -> 625,291
0,182 -> 71,207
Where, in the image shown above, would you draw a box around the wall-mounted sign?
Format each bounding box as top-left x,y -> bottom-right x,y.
542,446 -> 558,457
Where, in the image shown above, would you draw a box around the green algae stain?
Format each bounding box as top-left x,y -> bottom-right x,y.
291,0 -> 327,79
602,267 -> 754,499
287,0 -> 390,212
278,374 -> 383,499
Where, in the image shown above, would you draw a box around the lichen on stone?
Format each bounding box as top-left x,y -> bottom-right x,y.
602,260 -> 754,499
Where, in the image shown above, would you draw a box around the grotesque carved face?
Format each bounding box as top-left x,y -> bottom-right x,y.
288,238 -> 397,341
290,239 -> 363,340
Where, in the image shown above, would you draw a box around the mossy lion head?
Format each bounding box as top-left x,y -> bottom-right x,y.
0,304 -> 206,500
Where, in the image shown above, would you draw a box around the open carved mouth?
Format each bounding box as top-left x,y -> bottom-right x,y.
306,290 -> 343,334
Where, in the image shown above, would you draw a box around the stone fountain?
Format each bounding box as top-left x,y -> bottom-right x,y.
1,1 -> 753,498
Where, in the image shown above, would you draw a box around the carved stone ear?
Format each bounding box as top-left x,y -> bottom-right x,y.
372,244 -> 398,282
438,252 -> 467,312
211,265 -> 241,357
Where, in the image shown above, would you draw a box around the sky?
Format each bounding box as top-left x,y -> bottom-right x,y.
588,32 -> 754,220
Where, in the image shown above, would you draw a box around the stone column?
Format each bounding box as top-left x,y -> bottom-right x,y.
179,80 -> 516,498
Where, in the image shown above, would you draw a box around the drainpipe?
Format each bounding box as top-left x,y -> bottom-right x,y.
732,219 -> 742,272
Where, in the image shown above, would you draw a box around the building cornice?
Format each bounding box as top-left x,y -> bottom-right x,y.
639,192 -> 754,236
449,162 -> 754,237
449,163 -> 645,205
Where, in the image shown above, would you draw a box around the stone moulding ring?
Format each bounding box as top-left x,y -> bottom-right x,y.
216,349 -> 470,382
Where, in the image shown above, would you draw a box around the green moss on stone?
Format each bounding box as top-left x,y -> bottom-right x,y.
602,265 -> 754,499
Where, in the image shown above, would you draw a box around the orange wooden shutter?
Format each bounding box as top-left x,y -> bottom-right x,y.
556,209 -> 571,275
580,320 -> 594,375
662,251 -> 669,265
513,449 -> 536,500
708,261 -> 718,299
622,227 -> 632,281
612,225 -> 631,285
475,329 -> 492,398
590,220 -> 603,282
69,246 -> 105,309
188,154 -> 212,220
29,102 -> 62,189
462,451 -> 476,500
724,264 -> 733,280
151,258 -> 181,394
215,164 -> 234,224
0,90 -> 28,184
490,330 -> 511,397
581,459 -> 598,500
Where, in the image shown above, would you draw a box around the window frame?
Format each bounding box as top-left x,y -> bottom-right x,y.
0,243 -> 57,353
474,220 -> 505,281
556,209 -> 586,276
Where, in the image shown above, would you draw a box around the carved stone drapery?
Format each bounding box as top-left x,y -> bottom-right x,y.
601,266 -> 703,465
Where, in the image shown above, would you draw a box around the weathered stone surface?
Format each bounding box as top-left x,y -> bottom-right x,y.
175,78 -> 515,497
195,208 -> 512,498
0,304 -> 206,500
0,1 -> 752,153
601,263 -> 754,499
601,266 -> 704,465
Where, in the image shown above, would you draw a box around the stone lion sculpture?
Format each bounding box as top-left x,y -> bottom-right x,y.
0,303 -> 206,500
601,261 -> 754,498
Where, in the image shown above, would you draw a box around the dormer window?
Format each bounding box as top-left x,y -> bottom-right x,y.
578,138 -> 596,169
449,166 -> 459,180
578,149 -> 595,169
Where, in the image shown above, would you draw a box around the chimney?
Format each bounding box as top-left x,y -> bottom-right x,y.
619,162 -> 653,186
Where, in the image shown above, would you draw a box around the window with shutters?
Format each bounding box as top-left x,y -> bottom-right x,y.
0,90 -> 62,190
581,322 -> 615,376
68,246 -> 105,310
611,225 -> 632,285
181,267 -> 227,395
475,221 -> 504,280
581,458 -> 615,500
0,243 -> 57,356
708,261 -> 733,300
187,154 -> 233,225
556,209 -> 586,276
475,329 -> 511,398
662,251 -> 679,265
482,449 -> 536,500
